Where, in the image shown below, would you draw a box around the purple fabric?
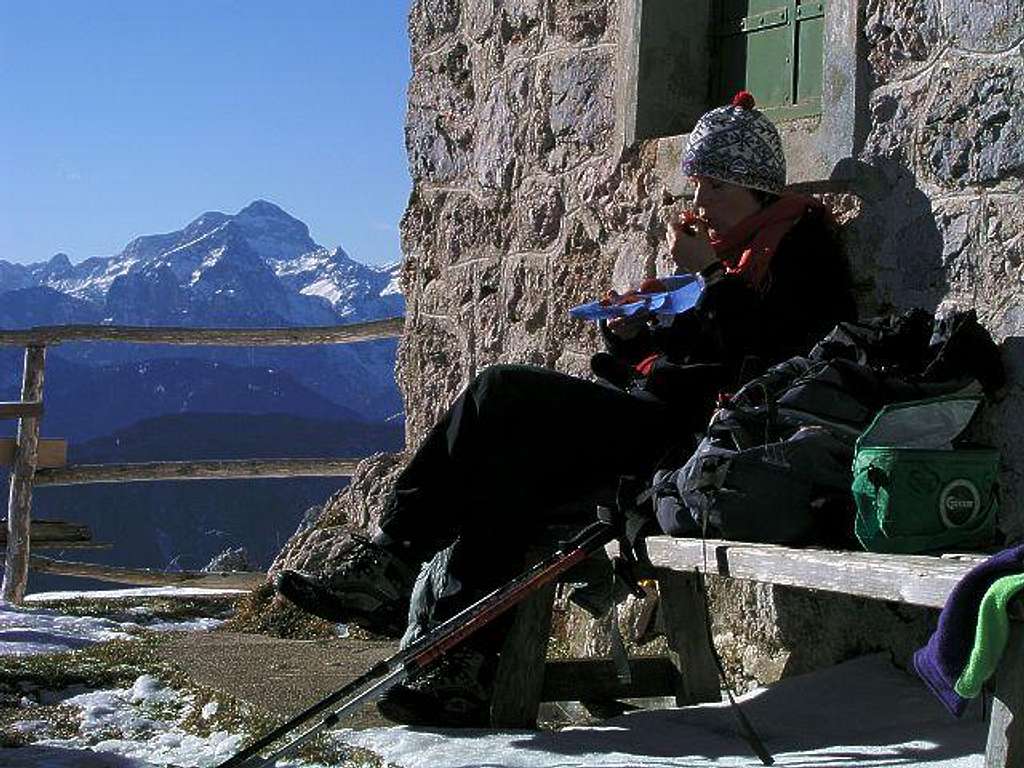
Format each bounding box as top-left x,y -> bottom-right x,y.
913,543 -> 1024,716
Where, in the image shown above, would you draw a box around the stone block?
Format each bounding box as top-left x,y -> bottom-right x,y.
499,0 -> 546,45
513,177 -> 565,250
409,0 -> 462,57
468,0 -> 547,73
858,182 -> 956,312
546,220 -> 607,357
863,0 -> 943,85
860,87 -> 923,174
975,194 -> 1024,338
503,254 -> 549,329
406,104 -> 472,184
476,81 -> 519,192
436,192 -> 511,264
947,0 -> 1024,53
402,316 -> 467,443
406,40 -> 477,185
476,259 -> 507,362
501,254 -> 550,362
549,0 -> 611,43
918,57 -> 1024,188
547,49 -> 615,156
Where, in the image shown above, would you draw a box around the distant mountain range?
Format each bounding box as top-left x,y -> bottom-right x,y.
0,199 -> 401,325
0,200 -> 406,427
0,201 -> 406,585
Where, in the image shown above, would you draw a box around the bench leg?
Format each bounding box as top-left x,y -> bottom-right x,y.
490,582 -> 557,728
985,621 -> 1024,768
656,568 -> 721,706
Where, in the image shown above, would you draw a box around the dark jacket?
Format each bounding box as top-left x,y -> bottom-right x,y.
594,207 -> 857,423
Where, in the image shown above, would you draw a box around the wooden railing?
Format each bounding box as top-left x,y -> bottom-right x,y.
0,317 -> 404,603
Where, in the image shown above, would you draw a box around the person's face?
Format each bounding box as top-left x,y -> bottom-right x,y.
690,176 -> 764,236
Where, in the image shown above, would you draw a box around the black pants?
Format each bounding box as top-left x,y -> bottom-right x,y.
380,364 -> 689,606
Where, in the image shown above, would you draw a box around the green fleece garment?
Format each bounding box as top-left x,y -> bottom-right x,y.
954,573 -> 1024,699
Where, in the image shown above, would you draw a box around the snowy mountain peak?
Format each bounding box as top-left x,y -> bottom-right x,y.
237,199 -> 295,220
230,200 -> 316,262
0,201 -> 403,329
49,253 -> 73,269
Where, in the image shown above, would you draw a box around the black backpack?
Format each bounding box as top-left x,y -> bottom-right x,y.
651,309 -> 1004,546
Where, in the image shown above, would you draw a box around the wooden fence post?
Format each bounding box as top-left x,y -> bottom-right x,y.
2,345 -> 46,604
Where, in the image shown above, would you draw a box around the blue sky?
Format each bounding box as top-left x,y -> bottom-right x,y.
0,2 -> 412,266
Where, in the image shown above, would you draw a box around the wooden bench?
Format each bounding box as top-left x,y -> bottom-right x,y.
493,537 -> 1023,768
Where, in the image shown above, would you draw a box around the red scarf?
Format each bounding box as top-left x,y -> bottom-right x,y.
709,194 -> 829,292
634,195 -> 828,378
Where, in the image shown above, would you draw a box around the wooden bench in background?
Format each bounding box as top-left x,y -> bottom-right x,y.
493,537 -> 1022,768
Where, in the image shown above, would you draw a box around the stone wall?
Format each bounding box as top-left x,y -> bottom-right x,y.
273,0 -> 1024,686
852,0 -> 1024,541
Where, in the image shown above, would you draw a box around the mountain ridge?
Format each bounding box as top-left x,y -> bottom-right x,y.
0,200 -> 405,422
0,199 -> 402,325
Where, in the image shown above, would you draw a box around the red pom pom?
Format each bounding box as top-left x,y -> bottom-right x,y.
732,90 -> 756,109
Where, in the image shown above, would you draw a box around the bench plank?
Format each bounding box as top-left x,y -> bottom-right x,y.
628,537 -> 985,609
540,657 -> 680,701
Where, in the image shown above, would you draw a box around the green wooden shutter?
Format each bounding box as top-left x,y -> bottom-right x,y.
712,0 -> 826,120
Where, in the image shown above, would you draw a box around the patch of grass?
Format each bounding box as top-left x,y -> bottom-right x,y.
0,638 -> 161,747
0,637 -> 159,695
225,582 -> 337,639
30,595 -> 243,626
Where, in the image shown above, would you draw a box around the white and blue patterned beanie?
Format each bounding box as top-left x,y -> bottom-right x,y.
681,91 -> 786,194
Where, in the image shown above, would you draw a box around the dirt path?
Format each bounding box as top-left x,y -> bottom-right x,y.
154,630 -> 399,729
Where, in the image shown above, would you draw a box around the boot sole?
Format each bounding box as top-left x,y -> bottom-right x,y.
273,570 -> 408,637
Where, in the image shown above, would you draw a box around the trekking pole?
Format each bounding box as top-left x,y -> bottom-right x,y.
216,520 -> 617,768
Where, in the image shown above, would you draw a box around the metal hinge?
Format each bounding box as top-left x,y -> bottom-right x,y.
715,5 -> 790,36
795,1 -> 826,21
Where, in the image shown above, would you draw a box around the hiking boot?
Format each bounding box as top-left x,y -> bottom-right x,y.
376,645 -> 497,728
273,535 -> 416,638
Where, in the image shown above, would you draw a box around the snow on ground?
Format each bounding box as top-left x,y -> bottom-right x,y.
25,587 -> 248,603
0,606 -> 134,656
1,589 -> 240,657
0,653 -> 988,767
0,589 -> 989,768
0,672 -> 342,768
1,673 -> 253,768
342,655 -> 987,768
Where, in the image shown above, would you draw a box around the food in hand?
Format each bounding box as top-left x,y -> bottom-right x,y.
598,278 -> 669,306
678,209 -> 705,237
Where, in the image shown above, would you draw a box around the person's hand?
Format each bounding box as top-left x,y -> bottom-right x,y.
604,290 -> 650,339
667,212 -> 718,273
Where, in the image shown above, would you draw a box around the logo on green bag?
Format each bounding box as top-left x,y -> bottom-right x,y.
939,479 -> 981,528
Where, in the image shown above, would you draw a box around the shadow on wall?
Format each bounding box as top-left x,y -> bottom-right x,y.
828,158 -> 949,317
983,336 -> 1024,543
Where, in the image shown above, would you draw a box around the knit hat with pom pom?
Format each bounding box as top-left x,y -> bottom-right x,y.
681,91 -> 786,194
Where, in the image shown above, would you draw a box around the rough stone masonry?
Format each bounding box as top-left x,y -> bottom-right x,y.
270,0 -> 1024,688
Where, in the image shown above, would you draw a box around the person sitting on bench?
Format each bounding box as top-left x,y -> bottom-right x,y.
274,91 -> 858,727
